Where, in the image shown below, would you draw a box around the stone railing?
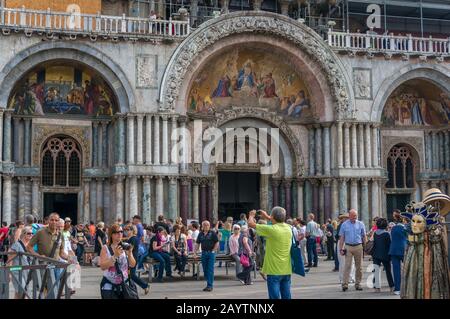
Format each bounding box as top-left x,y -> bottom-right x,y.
328,30 -> 450,57
0,6 -> 190,38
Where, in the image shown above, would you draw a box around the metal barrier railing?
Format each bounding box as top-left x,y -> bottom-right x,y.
0,251 -> 72,299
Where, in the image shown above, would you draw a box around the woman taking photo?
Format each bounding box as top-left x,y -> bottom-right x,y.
172,225 -> 188,276
99,224 -> 136,299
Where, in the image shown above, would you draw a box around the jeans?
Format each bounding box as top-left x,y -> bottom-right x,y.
130,266 -> 148,289
137,250 -> 149,269
391,255 -> 403,291
334,244 -> 339,270
174,253 -> 187,273
201,252 -> 216,288
373,258 -> 394,289
307,237 -> 318,266
267,275 -> 291,299
76,244 -> 84,263
150,251 -> 172,280
231,254 -> 242,277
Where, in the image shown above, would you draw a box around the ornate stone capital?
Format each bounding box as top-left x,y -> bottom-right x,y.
309,178 -> 319,187
271,178 -> 281,187
338,177 -> 349,183
191,177 -> 202,186
159,11 -> 352,118
178,115 -> 188,125
282,179 -> 292,188
350,179 -> 358,186
179,176 -> 191,186
168,175 -> 178,184
360,177 -> 370,186
296,177 -> 305,186
322,178 -> 332,187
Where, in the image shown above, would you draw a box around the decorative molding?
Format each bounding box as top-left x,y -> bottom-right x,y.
159,12 -> 352,118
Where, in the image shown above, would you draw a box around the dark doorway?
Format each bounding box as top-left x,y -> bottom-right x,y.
386,194 -> 411,221
44,193 -> 78,224
218,171 -> 260,222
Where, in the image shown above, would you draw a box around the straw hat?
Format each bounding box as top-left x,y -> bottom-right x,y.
338,213 -> 349,220
423,188 -> 450,217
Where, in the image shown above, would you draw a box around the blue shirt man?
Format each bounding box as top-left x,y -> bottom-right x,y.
339,219 -> 366,245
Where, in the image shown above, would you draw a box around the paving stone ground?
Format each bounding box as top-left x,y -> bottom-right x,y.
72,255 -> 399,299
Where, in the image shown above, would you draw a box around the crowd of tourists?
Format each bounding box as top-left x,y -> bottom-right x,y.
0,204 -> 409,299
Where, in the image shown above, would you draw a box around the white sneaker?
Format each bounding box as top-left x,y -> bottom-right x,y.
394,291 -> 400,295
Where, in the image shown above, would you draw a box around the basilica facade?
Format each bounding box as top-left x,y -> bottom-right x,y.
0,4 -> 449,227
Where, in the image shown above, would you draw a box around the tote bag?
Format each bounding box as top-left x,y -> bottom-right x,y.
291,229 -> 306,277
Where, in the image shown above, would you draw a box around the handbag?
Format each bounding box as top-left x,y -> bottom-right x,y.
240,253 -> 250,268
364,240 -> 374,256
108,246 -> 139,299
290,229 -> 306,277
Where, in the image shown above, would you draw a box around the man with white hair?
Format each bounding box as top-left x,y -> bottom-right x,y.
194,220 -> 219,292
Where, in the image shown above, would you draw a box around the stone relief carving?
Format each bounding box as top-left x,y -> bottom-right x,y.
160,12 -> 352,118
136,54 -> 157,89
353,68 -> 372,100
32,124 -> 91,168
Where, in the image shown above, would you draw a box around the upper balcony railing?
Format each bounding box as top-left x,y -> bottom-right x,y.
328,30 -> 450,57
0,6 -> 190,39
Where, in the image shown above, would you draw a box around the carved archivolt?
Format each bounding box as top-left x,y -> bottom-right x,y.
32,124 -> 91,168
159,11 -> 352,119
212,106 -> 305,176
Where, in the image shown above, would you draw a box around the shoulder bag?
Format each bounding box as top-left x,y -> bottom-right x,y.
107,246 -> 139,299
290,229 -> 306,277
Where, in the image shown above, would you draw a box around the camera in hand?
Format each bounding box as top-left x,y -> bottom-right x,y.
118,241 -> 132,251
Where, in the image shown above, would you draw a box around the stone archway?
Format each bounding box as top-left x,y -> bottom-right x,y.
159,11 -> 354,119
0,41 -> 135,112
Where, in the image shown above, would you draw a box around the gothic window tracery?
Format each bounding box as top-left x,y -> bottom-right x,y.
386,144 -> 415,189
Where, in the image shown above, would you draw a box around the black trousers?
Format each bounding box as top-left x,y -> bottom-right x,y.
327,238 -> 335,260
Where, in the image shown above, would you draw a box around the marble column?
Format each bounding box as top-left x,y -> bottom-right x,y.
136,115 -> 144,165
331,179 -> 339,218
145,115 -> 152,164
312,179 -> 319,217
280,181 -> 286,209
207,179 -> 214,222
350,179 -> 359,212
420,180 -> 429,198
90,179 -> 97,223
260,174 -> 269,212
371,179 -> 380,218
2,176 -> 12,225
192,178 -> 200,221
179,177 -> 189,223
178,117 -> 188,174
304,180 -> 312,217
319,181 -> 324,224
142,177 -> 151,225
296,178 -> 304,219
439,132 -> 445,170
31,177 -> 40,219
97,122 -> 103,167
339,178 -> 348,214
425,131 -> 432,170
337,122 -> 343,168
127,115 -> 135,165
153,115 -> 160,165
271,179 -> 280,207
444,130 -> 449,171
115,176 -> 124,222
101,122 -> 108,167
92,122 -> 98,167
13,117 -> 21,164
96,178 -> 104,222
372,124 -> 380,167
199,179 -> 207,222
18,177 -> 26,221
351,123 -> 358,168
315,125 -> 323,175
162,115 -> 169,165
323,125 -> 331,175
0,110 -> 3,162
364,124 -> 372,168
83,178 -> 91,224
432,131 -> 438,171
309,126 -> 315,175
116,115 -> 125,165
3,111 -> 12,162
24,118 -> 31,166
168,176 -> 178,220
323,178 -> 332,222
155,176 -> 164,217
330,124 -> 336,170
280,0 -> 290,16
360,178 -> 369,227
358,124 -> 365,168
343,123 -> 351,168
170,116 -> 178,165
284,180 -> 292,216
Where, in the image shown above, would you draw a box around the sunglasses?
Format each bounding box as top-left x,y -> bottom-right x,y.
26,233 -> 33,235
113,230 -> 124,234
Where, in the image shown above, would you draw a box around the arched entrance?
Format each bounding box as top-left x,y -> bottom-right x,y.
41,135 -> 82,223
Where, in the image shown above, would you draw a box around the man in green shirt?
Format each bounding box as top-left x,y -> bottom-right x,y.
248,206 -> 292,299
